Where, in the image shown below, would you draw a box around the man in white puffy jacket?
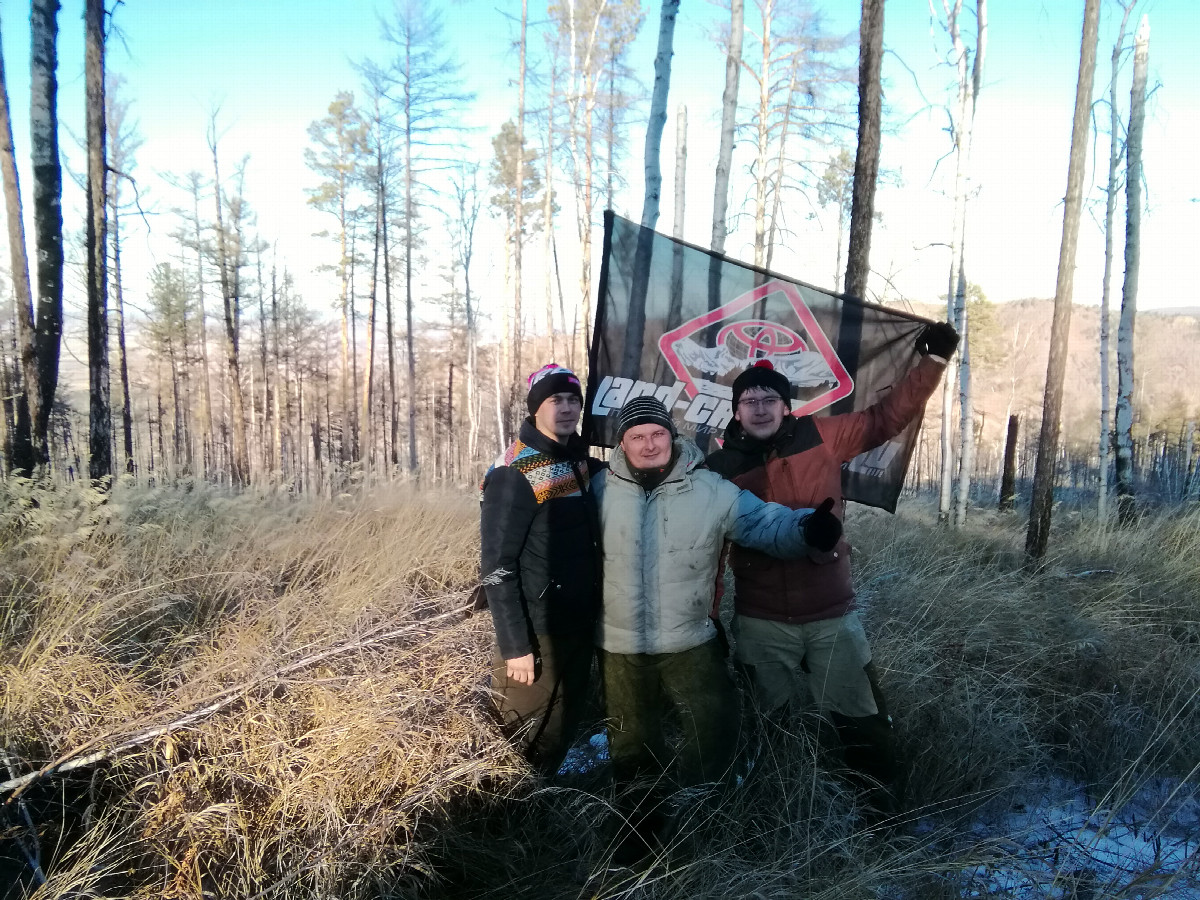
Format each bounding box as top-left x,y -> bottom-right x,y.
591,396 -> 841,860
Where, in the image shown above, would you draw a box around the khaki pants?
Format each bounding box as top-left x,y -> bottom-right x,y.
735,612 -> 902,812
733,611 -> 877,717
491,630 -> 594,776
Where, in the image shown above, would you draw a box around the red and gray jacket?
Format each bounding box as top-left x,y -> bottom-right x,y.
705,356 -> 945,624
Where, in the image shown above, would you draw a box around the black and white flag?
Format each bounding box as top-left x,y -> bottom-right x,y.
583,211 -> 937,512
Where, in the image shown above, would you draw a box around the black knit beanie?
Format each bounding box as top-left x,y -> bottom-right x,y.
731,360 -> 793,410
526,363 -> 583,415
615,395 -> 676,442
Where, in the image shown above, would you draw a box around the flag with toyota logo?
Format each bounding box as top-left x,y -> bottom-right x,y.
583,211 -> 938,512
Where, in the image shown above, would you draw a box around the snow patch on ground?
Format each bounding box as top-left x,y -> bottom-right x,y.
911,777 -> 1200,898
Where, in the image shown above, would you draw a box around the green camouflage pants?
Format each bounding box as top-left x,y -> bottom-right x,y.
600,638 -> 739,789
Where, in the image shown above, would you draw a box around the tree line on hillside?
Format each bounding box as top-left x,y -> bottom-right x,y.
0,1 -> 1188,539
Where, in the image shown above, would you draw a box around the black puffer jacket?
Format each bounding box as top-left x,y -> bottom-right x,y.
480,420 -> 603,659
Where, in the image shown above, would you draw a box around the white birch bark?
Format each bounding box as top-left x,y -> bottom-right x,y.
1114,16 -> 1149,524
1098,2 -> 1136,523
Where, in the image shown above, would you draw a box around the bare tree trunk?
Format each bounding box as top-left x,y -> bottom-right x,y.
954,267 -> 974,524
454,169 -> 481,463
0,24 -> 40,475
380,160 -> 397,469
401,41 -> 419,474
512,0 -> 527,390
110,171 -> 133,475
543,59 -> 558,362
208,122 -> 250,487
1026,0 -> 1101,559
360,170 -> 382,463
844,0 -> 884,302
764,62 -> 799,273
270,257 -> 283,476
337,161 -> 351,466
187,175 -> 214,477
999,414 -> 1019,511
1114,15 -> 1149,526
85,0 -> 110,483
938,0 -> 985,524
620,0 -> 678,374
667,102 -> 686,331
751,0 -> 773,269
708,0 -> 743,348
1098,3 -> 1135,523
29,0 -> 65,472
711,0 -> 742,266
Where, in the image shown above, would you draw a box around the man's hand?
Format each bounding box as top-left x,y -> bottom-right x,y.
506,653 -> 537,685
801,497 -> 842,553
917,321 -> 960,359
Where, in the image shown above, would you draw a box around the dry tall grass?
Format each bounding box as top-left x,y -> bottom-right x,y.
1,479 -> 1197,898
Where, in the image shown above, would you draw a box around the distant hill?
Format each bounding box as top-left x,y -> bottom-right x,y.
908,298 -> 1200,456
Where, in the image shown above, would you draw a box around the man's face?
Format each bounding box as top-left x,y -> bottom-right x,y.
734,387 -> 786,441
534,392 -> 583,443
621,423 -> 674,469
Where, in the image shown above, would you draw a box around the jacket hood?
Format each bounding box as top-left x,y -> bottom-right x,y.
610,436 -> 704,482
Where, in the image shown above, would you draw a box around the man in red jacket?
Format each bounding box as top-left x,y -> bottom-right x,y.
706,321 -> 959,815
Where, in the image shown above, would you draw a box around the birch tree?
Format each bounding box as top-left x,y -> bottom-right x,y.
933,0 -> 986,525
551,0 -> 643,364
1113,15 -> 1149,525
1097,1 -> 1137,522
1026,0 -> 1101,559
450,165 -> 482,462
738,0 -> 852,270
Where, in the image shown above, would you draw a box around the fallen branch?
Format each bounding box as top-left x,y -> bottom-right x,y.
1,597 -> 477,803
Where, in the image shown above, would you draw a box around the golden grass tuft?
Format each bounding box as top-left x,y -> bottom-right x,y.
1,480 -> 1197,898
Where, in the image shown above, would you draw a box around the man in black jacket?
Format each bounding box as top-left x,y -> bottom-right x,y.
480,364 -> 604,775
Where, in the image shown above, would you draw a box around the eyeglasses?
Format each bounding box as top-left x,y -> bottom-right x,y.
738,396 -> 782,410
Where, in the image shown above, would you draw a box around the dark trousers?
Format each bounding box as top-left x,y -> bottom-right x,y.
491,630 -> 595,776
600,639 -> 739,790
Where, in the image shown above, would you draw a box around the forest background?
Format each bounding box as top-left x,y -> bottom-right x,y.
1,0 -> 1198,499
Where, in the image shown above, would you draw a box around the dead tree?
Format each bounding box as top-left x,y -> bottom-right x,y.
1026,0 -> 1101,560
1114,16 -> 1149,525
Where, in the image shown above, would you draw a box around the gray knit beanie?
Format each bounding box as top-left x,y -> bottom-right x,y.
616,395 -> 676,442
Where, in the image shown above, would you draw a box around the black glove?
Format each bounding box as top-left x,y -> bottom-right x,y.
801,497 -> 842,553
917,321 -> 960,359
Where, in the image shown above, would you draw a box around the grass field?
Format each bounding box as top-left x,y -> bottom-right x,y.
1,478 -> 1197,898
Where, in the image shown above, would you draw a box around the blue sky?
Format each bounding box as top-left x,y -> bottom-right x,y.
2,0 -> 1197,333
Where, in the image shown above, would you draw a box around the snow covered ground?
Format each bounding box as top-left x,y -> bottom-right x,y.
565,733 -> 1199,897
910,777 -> 1200,898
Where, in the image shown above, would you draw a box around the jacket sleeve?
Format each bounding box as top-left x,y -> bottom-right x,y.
718,476 -> 815,559
480,465 -> 539,659
822,355 -> 946,461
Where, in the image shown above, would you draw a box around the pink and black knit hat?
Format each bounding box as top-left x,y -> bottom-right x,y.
526,363 -> 582,414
